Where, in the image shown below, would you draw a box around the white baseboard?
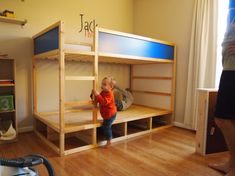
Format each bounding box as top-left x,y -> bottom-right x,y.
18,126 -> 33,133
173,122 -> 195,131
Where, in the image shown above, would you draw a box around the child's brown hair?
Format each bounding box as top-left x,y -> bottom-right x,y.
103,76 -> 116,88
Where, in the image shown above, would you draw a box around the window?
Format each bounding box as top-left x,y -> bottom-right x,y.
216,0 -> 229,87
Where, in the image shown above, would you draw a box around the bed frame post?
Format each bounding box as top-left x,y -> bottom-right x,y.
59,21 -> 65,156
171,46 -> 177,123
93,27 -> 99,123
92,26 -> 99,145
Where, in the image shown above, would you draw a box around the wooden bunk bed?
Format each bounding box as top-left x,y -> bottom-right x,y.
32,21 -> 176,156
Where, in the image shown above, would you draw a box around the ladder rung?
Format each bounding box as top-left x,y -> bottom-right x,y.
65,76 -> 95,81
65,100 -> 94,107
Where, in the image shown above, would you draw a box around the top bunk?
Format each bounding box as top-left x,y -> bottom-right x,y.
32,21 -> 176,64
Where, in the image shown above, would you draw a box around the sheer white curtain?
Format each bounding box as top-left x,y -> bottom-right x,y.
183,0 -> 218,130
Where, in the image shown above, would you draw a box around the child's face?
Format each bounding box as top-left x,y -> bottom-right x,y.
101,79 -> 112,91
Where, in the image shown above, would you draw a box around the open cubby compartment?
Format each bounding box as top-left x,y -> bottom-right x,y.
35,120 -> 94,150
64,129 -> 94,150
127,118 -> 151,135
152,114 -> 172,129
0,59 -> 14,81
97,122 -> 126,142
0,87 -> 15,95
47,128 -> 93,150
0,111 -> 16,129
35,119 -> 47,137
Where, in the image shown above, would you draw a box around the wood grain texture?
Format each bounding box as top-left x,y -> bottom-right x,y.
0,127 -> 228,176
35,105 -> 171,133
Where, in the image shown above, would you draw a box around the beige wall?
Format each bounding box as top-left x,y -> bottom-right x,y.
1,0 -> 195,130
0,0 -> 133,129
134,0 -> 195,124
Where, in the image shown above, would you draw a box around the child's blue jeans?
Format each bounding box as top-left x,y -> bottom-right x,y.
102,113 -> 116,140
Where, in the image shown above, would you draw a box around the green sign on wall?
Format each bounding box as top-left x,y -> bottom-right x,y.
0,95 -> 14,111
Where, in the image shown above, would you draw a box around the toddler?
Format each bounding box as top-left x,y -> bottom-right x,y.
92,76 -> 117,148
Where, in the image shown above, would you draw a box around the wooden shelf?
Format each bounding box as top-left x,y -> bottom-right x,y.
0,84 -> 15,87
0,16 -> 27,26
33,49 -> 95,62
0,110 -> 15,114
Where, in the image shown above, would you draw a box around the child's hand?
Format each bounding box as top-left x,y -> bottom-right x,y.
92,89 -> 100,96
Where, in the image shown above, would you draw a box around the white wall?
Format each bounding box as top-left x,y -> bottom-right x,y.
134,0 -> 195,124
0,0 -> 133,129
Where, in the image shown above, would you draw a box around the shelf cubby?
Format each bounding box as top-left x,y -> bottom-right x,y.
97,122 -> 126,143
0,58 -> 17,144
152,115 -> 171,129
127,118 -> 151,135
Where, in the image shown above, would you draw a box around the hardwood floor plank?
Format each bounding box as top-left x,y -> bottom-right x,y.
0,127 -> 226,176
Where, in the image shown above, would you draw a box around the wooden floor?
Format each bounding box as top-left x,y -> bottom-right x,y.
0,127 -> 229,176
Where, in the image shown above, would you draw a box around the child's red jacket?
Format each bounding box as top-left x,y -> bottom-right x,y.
95,90 -> 117,119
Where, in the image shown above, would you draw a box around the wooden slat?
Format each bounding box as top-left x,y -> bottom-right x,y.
64,144 -> 95,155
0,84 -> 15,87
33,49 -> 59,59
151,124 -> 173,132
127,130 -> 151,139
64,50 -> 95,56
132,76 -> 172,80
195,90 -> 208,155
132,90 -> 172,96
64,55 -> 94,62
65,76 -> 95,81
59,21 -> 65,156
64,100 -> 93,107
133,103 -> 172,112
65,124 -> 96,133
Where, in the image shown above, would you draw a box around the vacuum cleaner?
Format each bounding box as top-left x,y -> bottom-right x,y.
0,154 -> 54,176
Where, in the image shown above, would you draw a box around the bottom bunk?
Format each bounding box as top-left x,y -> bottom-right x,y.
34,105 -> 173,155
